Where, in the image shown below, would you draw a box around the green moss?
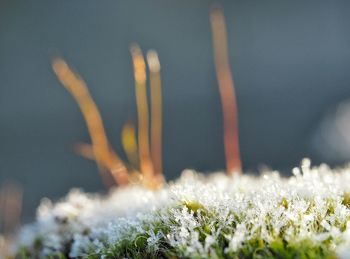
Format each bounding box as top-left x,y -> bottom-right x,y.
280,198 -> 289,210
342,192 -> 350,208
14,198 -> 346,259
182,201 -> 206,217
95,202 -> 340,259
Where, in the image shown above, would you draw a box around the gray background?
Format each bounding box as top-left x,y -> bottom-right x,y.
1,0 -> 350,221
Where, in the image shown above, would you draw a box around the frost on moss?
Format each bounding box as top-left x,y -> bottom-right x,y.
13,161 -> 350,258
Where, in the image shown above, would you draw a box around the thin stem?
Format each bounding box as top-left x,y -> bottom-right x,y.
210,7 -> 242,175
147,50 -> 163,178
130,45 -> 155,185
121,121 -> 139,169
52,58 -> 129,186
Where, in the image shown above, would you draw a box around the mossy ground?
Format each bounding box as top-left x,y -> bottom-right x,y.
12,166 -> 350,259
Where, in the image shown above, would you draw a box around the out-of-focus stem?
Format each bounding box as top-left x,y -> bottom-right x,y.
147,50 -> 163,179
121,121 -> 139,168
0,183 -> 22,235
73,142 -> 121,188
130,45 -> 155,185
210,7 -> 242,175
52,58 -> 129,186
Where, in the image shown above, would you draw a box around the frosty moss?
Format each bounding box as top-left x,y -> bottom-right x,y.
11,160 -> 350,258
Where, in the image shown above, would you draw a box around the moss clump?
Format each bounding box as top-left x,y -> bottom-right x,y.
12,167 -> 350,258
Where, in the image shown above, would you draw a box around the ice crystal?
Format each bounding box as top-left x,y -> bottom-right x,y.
13,161 -> 350,258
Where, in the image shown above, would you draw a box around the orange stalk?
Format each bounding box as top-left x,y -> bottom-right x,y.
210,7 -> 241,175
52,58 -> 129,186
73,142 -> 127,188
73,142 -> 95,161
147,50 -> 163,178
0,183 -> 22,235
130,45 -> 155,184
0,183 -> 22,258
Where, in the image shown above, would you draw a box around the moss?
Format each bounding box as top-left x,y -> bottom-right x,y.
182,201 -> 206,217
342,192 -> 350,208
280,197 -> 289,210
14,170 -> 350,259
94,202 -> 340,259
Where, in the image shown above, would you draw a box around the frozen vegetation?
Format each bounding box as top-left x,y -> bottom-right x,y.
13,159 -> 350,258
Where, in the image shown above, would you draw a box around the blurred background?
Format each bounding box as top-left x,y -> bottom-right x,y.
1,0 -> 350,223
